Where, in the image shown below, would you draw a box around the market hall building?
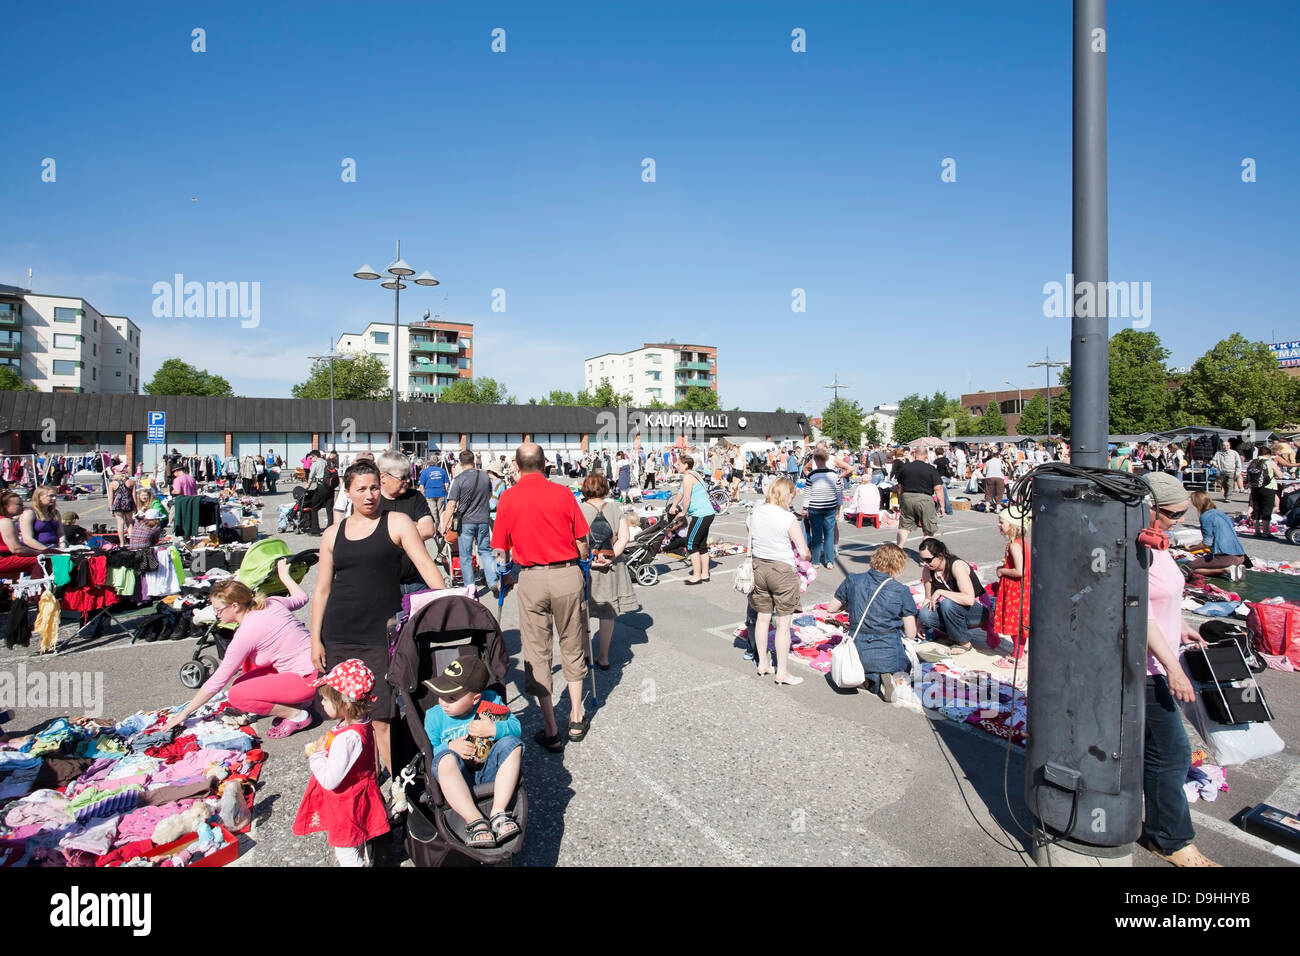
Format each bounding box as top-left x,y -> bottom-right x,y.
0,393 -> 809,468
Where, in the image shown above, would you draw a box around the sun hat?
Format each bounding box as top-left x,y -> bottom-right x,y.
311,659 -> 375,702
1143,472 -> 1190,509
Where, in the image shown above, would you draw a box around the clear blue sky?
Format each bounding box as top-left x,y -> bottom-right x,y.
4,1 -> 1296,414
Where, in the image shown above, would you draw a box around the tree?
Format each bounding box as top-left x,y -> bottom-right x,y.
1109,329 -> 1172,433
893,405 -> 925,444
894,392 -> 962,443
774,406 -> 788,414
820,397 -> 864,446
647,397 -> 670,410
1015,393 -> 1049,435
863,420 -> 883,446
0,367 -> 34,391
577,378 -> 634,408
1174,334 -> 1295,431
537,389 -> 579,406
143,359 -> 234,397
678,387 -> 720,411
292,353 -> 391,401
438,377 -> 515,404
976,402 -> 1006,436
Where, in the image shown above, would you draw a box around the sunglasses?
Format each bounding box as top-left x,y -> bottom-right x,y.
1157,506 -> 1188,520
919,554 -> 939,563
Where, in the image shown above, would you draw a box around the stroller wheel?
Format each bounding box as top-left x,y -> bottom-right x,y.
635,564 -> 659,586
198,655 -> 219,676
1288,527 -> 1300,546
179,660 -> 207,689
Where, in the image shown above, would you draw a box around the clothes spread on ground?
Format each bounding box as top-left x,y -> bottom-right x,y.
0,696 -> 263,867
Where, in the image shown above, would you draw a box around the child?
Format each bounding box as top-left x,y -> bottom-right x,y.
127,508 -> 165,548
422,655 -> 523,848
293,659 -> 390,866
62,511 -> 89,547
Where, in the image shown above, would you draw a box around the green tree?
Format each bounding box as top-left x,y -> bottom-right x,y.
537,389 -> 579,406
893,405 -> 926,444
894,392 -> 962,443
863,419 -> 883,446
1174,334 -> 1294,431
976,401 -> 1006,435
578,378 -> 634,407
1109,329 -> 1172,433
1015,393 -> 1049,435
143,358 -> 234,397
291,353 -> 391,401
820,397 -> 864,446
647,397 -> 670,410
438,377 -> 515,404
0,367 -> 34,391
678,387 -> 720,411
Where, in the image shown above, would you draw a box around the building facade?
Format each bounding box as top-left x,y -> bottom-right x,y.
0,285 -> 142,394
864,403 -> 899,446
584,342 -> 717,406
335,318 -> 473,400
962,387 -> 1065,433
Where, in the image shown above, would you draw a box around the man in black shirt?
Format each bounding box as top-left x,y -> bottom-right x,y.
894,455 -> 943,552
377,450 -> 437,594
933,447 -> 954,516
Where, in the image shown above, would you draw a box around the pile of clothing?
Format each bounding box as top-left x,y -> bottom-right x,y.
1185,748 -> 1229,804
707,542 -> 748,559
0,696 -> 263,867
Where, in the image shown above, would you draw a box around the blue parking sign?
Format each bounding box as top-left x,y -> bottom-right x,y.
147,410 -> 165,444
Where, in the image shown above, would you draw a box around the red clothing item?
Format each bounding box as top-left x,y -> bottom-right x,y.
293,721 -> 389,848
145,733 -> 200,761
61,586 -> 117,613
992,541 -> 1031,652
95,839 -> 156,867
491,473 -> 590,567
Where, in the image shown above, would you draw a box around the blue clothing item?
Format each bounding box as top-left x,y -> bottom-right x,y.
423,688 -> 521,752
114,713 -> 152,737
458,522 -> 499,590
419,465 -> 450,500
835,570 -> 918,674
1142,676 -> 1196,854
432,735 -> 523,788
918,598 -> 988,645
687,477 -> 714,517
617,463 -> 631,493
1200,509 -> 1245,557
1196,601 -> 1240,617
941,482 -> 952,516
807,506 -> 838,565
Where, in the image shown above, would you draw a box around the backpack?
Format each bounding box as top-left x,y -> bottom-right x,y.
1246,458 -> 1269,489
587,504 -> 616,553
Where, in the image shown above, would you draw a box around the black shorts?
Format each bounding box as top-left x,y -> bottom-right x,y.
684,514 -> 714,554
323,641 -> 396,721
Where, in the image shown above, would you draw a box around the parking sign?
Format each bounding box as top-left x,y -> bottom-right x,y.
147,410 -> 165,444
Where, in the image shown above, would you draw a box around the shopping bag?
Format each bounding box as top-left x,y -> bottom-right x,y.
1178,658 -> 1286,766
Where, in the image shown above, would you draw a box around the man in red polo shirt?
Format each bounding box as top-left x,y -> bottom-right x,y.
492,442 -> 591,751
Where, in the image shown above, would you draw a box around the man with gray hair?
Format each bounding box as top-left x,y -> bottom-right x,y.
1210,440 -> 1241,504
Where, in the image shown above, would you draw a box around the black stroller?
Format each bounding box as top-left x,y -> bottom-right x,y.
388,595 -> 528,866
623,510 -> 687,585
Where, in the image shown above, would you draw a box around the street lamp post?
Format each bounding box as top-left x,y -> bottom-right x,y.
1028,349 -> 1068,439
307,339 -> 342,451
823,374 -> 850,447
354,240 -> 439,450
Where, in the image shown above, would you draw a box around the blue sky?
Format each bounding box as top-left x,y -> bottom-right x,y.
4,1 -> 1296,415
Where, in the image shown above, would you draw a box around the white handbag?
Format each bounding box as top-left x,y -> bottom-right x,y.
830,578 -> 889,689
734,520 -> 755,595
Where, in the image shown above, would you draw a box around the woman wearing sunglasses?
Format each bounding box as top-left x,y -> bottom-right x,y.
915,537 -> 990,654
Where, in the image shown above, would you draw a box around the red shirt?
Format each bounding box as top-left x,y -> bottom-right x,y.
491,473 -> 590,566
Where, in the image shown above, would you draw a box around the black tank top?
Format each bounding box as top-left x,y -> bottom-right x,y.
321,511 -> 403,648
934,558 -> 986,599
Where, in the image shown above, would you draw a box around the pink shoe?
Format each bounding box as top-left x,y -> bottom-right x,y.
994,654 -> 1025,669
266,711 -> 313,739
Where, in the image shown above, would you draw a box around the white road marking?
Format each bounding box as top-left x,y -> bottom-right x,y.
1188,808 -> 1300,864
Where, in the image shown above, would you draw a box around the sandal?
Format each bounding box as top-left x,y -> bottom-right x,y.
947,643 -> 972,655
532,728 -> 564,753
993,654 -> 1025,669
568,717 -> 590,742
266,711 -> 313,739
1149,842 -> 1220,867
489,811 -> 520,843
465,817 -> 496,849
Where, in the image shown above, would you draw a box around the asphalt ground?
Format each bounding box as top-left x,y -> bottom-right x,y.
3,479 -> 1298,868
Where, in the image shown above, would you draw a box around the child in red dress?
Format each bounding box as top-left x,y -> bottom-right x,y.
991,509 -> 1031,669
293,659 -> 389,866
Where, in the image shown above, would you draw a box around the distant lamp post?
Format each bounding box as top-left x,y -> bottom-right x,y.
354,240 -> 439,449
307,339 -> 343,450
1028,348 -> 1068,439
823,374 -> 850,446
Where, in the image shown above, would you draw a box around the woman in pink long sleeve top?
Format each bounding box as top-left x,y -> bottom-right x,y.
163,559 -> 319,739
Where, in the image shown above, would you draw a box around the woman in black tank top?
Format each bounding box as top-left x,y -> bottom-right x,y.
310,459 -> 448,775
915,536 -> 991,653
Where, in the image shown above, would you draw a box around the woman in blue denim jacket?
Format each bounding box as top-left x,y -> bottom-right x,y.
1183,492 -> 1246,581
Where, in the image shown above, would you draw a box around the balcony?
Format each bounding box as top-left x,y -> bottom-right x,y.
411,383 -> 444,395
0,310 -> 20,328
411,341 -> 460,355
675,375 -> 714,387
675,361 -> 714,372
0,341 -> 20,356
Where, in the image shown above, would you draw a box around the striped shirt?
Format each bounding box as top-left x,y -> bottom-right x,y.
805,468 -> 843,509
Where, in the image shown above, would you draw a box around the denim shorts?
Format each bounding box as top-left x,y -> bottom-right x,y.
432,735 -> 523,788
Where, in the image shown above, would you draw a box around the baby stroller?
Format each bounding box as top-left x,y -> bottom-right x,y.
433,530 -> 479,588
177,539 -> 319,688
277,486 -> 309,534
623,509 -> 687,585
388,594 -> 528,866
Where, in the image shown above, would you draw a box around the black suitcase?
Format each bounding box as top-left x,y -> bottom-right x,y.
1202,681 -> 1274,724
1185,641 -> 1252,682
1198,621 -> 1266,673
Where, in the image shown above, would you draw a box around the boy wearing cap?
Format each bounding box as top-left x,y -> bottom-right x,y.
422,655 -> 523,848
1140,473 -> 1218,867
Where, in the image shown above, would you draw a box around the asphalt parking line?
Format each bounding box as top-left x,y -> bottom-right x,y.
1188,808 -> 1300,865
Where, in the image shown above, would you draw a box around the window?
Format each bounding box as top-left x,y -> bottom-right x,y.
116,371 -> 122,377
648,353 -> 661,364
372,331 -> 389,345
459,338 -> 471,349
648,371 -> 661,381
116,347 -> 122,354
458,357 -> 469,369
52,360 -> 79,375
587,364 -> 593,374
92,343 -> 97,356
93,319 -> 98,332
92,367 -> 96,380
53,334 -> 78,349
54,307 -> 80,323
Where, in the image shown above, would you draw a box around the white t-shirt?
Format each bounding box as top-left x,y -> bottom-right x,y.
851,482 -> 881,515
984,457 -> 1004,479
749,503 -> 798,567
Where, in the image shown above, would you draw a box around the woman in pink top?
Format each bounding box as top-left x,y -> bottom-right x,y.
163,559 -> 318,739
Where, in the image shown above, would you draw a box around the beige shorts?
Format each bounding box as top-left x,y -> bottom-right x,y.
751,557 -> 801,616
899,492 -> 937,534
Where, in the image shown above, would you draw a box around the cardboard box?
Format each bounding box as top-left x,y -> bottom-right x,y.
238,523 -> 259,543
952,500 -> 972,512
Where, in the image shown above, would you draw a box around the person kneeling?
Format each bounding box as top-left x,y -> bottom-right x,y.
826,543 -> 918,701
423,655 -> 523,849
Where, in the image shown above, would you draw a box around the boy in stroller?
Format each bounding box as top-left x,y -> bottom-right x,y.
421,655 -> 523,848
622,509 -> 687,585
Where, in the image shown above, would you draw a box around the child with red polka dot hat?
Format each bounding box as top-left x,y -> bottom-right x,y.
292,659 -> 389,866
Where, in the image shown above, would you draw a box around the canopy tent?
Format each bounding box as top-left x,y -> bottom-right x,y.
907,436 -> 947,451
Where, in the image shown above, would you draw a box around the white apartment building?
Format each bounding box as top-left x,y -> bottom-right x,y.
864,403 -> 899,446
0,285 -> 142,393
584,341 -> 717,406
335,319 -> 474,401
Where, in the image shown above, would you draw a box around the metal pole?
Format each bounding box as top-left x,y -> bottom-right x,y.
392,239 -> 400,450
1045,354 -> 1053,439
329,342 -> 335,451
1072,0 -> 1108,467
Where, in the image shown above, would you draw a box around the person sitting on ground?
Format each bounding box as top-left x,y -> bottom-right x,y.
1183,491 -> 1246,581
0,491 -> 41,576
20,486 -> 63,553
61,511 -> 89,547
422,655 -> 523,849
916,537 -> 990,654
164,559 -> 318,738
826,543 -> 918,702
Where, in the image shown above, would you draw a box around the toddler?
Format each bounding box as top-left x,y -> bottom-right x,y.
293,659 -> 390,866
422,655 -> 523,849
